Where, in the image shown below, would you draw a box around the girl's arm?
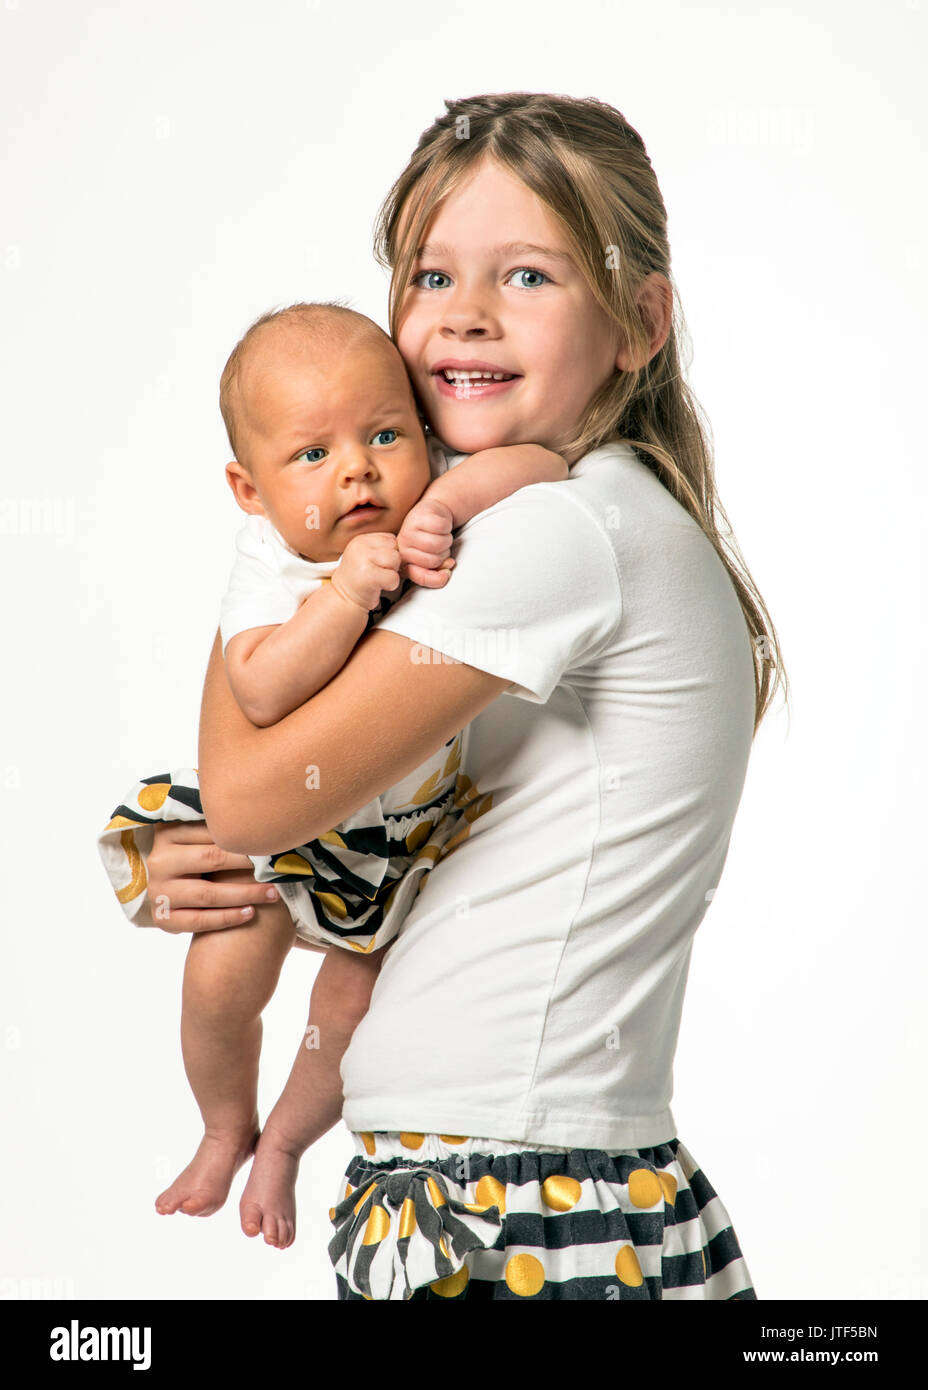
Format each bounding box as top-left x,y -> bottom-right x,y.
424,444 -> 567,528
198,624 -> 510,855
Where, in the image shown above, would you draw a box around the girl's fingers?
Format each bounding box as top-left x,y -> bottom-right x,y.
146,822 -> 284,934
151,841 -> 255,880
179,877 -> 279,907
174,841 -> 256,871
152,822 -> 257,871
202,850 -> 258,872
197,847 -> 258,872
151,872 -> 283,929
155,906 -> 267,934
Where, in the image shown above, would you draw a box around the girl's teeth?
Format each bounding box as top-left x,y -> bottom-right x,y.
442,370 -> 514,381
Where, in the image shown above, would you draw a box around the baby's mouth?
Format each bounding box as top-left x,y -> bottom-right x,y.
341,501 -> 385,521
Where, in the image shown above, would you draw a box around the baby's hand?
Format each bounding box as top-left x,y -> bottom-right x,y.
331,532 -> 402,613
396,497 -> 456,589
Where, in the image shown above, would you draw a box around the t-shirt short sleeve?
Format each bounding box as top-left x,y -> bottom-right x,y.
219,521 -> 302,653
374,482 -> 623,703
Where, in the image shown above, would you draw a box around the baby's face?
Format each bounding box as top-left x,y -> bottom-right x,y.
227,334 -> 432,562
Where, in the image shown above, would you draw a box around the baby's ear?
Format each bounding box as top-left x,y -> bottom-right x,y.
224,460 -> 265,516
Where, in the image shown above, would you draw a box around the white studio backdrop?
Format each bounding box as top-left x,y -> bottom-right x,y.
1,0 -> 924,1301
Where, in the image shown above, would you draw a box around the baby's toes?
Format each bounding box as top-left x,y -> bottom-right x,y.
180,1190 -> 217,1217
262,1212 -> 283,1247
240,1201 -> 263,1238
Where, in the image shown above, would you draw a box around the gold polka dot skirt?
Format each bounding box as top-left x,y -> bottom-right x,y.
328,1132 -> 756,1301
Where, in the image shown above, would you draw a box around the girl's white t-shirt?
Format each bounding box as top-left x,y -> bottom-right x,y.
339,438 -> 757,1148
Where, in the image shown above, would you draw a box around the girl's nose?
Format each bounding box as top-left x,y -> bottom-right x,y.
439,282 -> 498,337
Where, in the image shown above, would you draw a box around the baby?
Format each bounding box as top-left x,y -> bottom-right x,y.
125,301 -> 567,1246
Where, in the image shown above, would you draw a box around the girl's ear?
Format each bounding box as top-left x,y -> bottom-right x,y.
616,273 -> 674,371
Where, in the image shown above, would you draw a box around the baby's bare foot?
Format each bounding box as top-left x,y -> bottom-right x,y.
239,1124 -> 301,1249
155,1121 -> 260,1218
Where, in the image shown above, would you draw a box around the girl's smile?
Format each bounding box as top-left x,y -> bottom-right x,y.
396,156 -> 623,460
432,356 -> 522,400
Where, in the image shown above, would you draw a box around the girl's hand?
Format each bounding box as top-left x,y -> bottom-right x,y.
145,821 -> 282,934
331,532 -> 403,613
396,497 -> 456,588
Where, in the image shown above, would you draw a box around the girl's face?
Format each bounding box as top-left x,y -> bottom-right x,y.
395,156 -> 621,460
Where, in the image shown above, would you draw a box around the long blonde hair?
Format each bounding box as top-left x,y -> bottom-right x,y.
373,92 -> 789,733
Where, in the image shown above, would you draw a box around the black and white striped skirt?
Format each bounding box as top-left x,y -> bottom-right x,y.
328,1131 -> 756,1300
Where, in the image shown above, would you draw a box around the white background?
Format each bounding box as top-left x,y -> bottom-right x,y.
1,0 -> 925,1302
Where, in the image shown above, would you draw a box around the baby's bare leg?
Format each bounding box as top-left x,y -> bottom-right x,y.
155,893 -> 299,1218
239,945 -> 385,1247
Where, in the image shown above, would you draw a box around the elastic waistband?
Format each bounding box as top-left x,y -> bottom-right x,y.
350,1130 -> 657,1162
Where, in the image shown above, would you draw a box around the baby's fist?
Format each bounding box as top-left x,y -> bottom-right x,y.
331,531 -> 401,613
397,497 -> 456,588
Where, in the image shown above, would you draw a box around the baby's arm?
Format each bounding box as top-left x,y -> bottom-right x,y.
225,532 -> 407,727
397,444 -> 567,584
225,586 -> 367,728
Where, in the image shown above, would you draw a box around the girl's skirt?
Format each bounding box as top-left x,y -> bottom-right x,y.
328,1131 -> 756,1301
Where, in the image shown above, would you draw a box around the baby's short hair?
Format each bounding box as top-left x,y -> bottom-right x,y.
219,301 -> 394,464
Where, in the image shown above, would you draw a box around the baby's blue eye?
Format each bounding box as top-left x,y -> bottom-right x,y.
297,447 -> 327,464
412,270 -> 452,290
507,268 -> 549,289
371,429 -> 398,446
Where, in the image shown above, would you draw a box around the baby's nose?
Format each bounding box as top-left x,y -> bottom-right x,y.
342,443 -> 378,475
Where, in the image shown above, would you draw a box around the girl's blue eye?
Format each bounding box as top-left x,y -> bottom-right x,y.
507,267 -> 549,289
371,429 -> 398,446
413,268 -> 550,291
412,270 -> 451,290
297,447 -> 327,464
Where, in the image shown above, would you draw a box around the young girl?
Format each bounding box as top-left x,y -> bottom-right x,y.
123,91 -> 788,1300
